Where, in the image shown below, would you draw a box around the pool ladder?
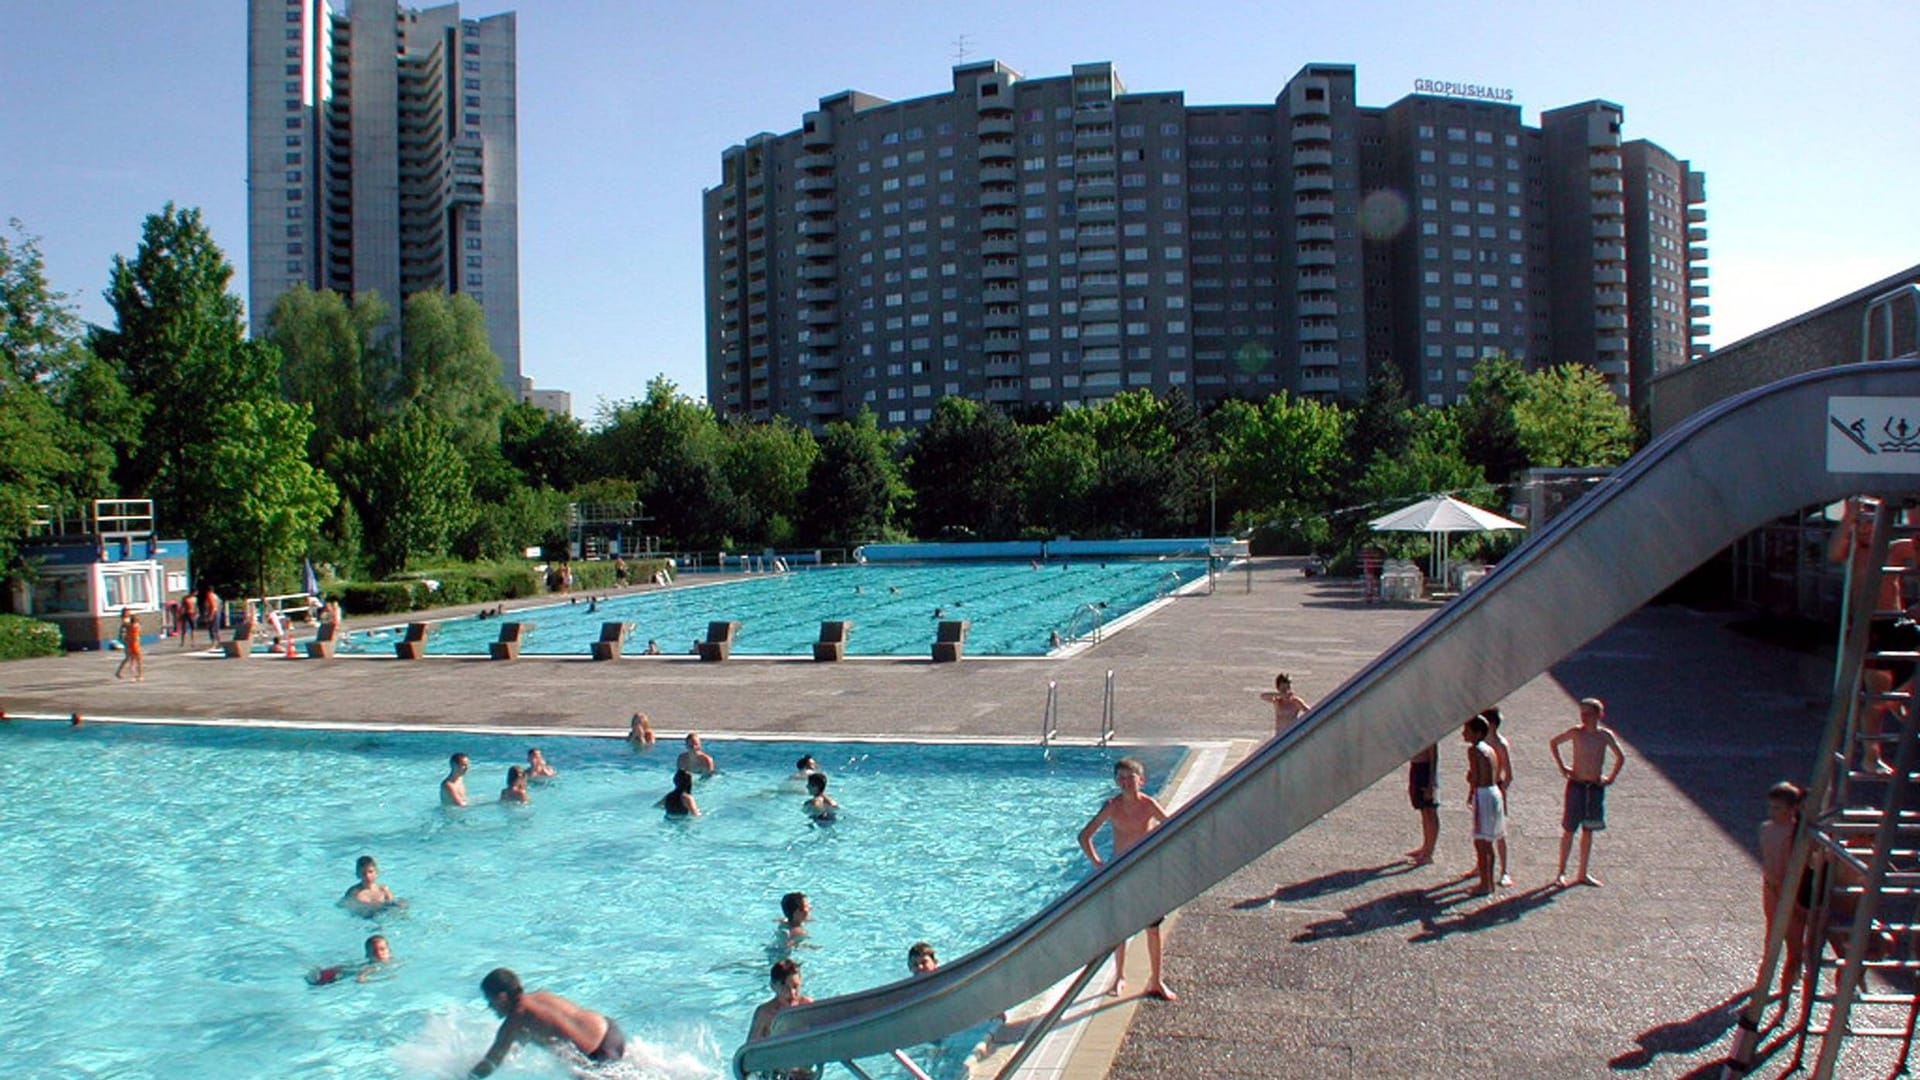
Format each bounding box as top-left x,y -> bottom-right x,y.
1059,603 -> 1105,646
1041,671 -> 1117,749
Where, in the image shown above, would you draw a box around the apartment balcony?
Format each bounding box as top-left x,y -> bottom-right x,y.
1298,324 -> 1339,342
1594,289 -> 1628,307
1299,345 -> 1340,368
1689,322 -> 1710,337
1298,298 -> 1340,317
1595,312 -> 1628,331
808,396 -> 844,417
1597,335 -> 1630,355
798,173 -> 834,193
1077,277 -> 1120,297
979,139 -> 1015,162
796,152 -> 834,172
1590,151 -> 1623,172
978,115 -> 1015,136
747,233 -> 768,254
1688,226 -> 1709,243
1593,243 -> 1627,262
799,285 -> 836,305
1293,91 -> 1331,118
1299,373 -> 1341,394
981,164 -> 1016,184
1690,283 -> 1710,299
982,237 -> 1018,257
1687,172 -> 1707,200
1294,198 -> 1335,217
1294,147 -> 1333,167
802,374 -> 840,394
984,333 -> 1022,352
1075,126 -> 1114,146
1592,357 -> 1629,378
748,342 -> 770,360
1293,170 -> 1334,193
982,211 -> 1018,232
1297,273 -> 1337,293
808,330 -> 838,349
1687,206 -> 1707,223
798,241 -> 836,260
1594,266 -> 1627,285
1296,246 -> 1335,267
803,353 -> 841,371
985,382 -> 1023,403
1690,304 -> 1711,319
1594,221 -> 1625,240
984,357 -> 1022,376
981,188 -> 1017,209
1689,245 -> 1709,261
1077,201 -> 1117,223
1291,122 -> 1333,143
983,309 -> 1020,329
797,197 -> 834,215
1687,264 -> 1710,279
805,306 -> 837,326
800,262 -> 836,281
749,363 -> 770,383
1296,223 -> 1335,243
800,218 -> 835,237
982,284 -> 1020,304
1590,175 -> 1623,195
801,117 -> 832,150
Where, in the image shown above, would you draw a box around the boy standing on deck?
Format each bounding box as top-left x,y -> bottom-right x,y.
1550,697 -> 1625,887
1463,716 -> 1505,897
1078,757 -> 1178,1001
1484,708 -> 1515,887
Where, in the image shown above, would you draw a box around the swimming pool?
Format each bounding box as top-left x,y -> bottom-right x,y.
339,560 -> 1206,659
0,719 -> 1186,1079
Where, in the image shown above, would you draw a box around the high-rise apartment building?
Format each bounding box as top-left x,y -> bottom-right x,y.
704,61 -> 1708,427
246,0 -> 521,390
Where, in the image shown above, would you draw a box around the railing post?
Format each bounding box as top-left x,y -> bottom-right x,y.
1041,681 -> 1058,748
1100,669 -> 1116,745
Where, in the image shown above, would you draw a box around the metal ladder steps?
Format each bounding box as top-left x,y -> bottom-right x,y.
1842,768 -> 1920,783
1860,690 -> 1916,704
1831,881 -> 1920,895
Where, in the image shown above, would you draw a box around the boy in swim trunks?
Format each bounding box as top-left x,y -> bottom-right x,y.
1260,673 -> 1311,737
308,934 -> 392,986
1462,716 -> 1505,897
1484,708 -> 1515,886
678,732 -> 717,777
470,967 -> 625,1075
804,772 -> 838,822
340,855 -> 402,916
1078,757 -> 1178,1000
746,958 -> 817,1079
1550,697 -> 1625,887
1406,743 -> 1440,865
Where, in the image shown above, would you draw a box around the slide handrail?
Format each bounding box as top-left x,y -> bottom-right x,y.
737,360 -> 1920,1077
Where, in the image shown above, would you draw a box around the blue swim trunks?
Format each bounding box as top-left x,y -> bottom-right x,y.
1562,780 -> 1607,832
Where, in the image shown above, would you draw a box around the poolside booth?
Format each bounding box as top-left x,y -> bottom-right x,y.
4,500 -> 190,651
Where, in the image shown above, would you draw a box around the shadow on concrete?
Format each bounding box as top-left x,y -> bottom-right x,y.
1406,881 -> 1562,943
1234,860 -> 1418,909
1287,872 -> 1515,943
1606,989 -> 1745,1072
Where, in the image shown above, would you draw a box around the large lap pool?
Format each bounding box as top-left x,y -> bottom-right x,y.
1,720 -> 1186,1079
339,560 -> 1206,658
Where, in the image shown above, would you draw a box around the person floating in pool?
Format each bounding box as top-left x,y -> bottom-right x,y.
441,752 -> 471,807
804,772 -> 839,824
747,958 -> 815,1074
307,934 -> 391,986
659,769 -> 701,817
907,941 -> 939,975
627,712 -> 656,748
775,892 -> 812,951
788,755 -> 819,788
932,607 -> 944,619
470,967 -> 627,1076
500,765 -> 531,804
677,732 -> 716,777
526,747 -> 556,780
340,855 -> 403,916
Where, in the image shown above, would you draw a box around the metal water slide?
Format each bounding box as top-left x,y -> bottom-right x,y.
737,360 -> 1920,1078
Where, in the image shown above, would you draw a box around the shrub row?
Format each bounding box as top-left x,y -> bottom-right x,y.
0,613 -> 64,660
334,559 -> 672,616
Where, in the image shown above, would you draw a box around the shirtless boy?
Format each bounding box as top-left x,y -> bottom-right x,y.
1406,743 -> 1440,865
526,748 -> 556,780
1484,708 -> 1515,887
804,772 -> 839,823
308,934 -> 392,986
746,958 -> 816,1079
678,732 -> 717,777
441,753 -> 471,807
1550,697 -> 1626,887
1078,757 -> 1178,1000
1463,716 -> 1505,896
1260,673 -> 1311,737
500,766 -> 531,804
341,855 -> 401,916
470,967 -> 626,1076
776,891 -> 812,951
1760,780 -> 1810,991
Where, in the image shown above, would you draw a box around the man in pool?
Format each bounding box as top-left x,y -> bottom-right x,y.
470,967 -> 626,1076
677,732 -> 716,777
340,855 -> 402,915
526,747 -> 556,780
441,752 -> 471,807
804,772 -> 838,823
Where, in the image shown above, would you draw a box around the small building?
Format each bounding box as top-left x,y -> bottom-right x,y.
4,500 -> 190,651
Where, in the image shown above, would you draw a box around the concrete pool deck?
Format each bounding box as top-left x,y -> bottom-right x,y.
0,559 -> 1865,1078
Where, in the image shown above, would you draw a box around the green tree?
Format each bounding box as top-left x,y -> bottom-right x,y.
92,204 -> 276,532
266,285 -> 394,459
1456,353 -> 1532,486
1052,389 -> 1209,536
500,400 -> 587,491
394,290 -> 511,452
335,410 -> 474,576
905,397 -> 1028,539
591,377 -> 745,549
193,398 -> 339,597
1209,392 -> 1351,523
1357,409 -> 1490,507
1022,424 -> 1098,536
1514,363 -> 1637,467
798,411 -> 905,548
719,416 -> 817,546
1346,365 -> 1416,487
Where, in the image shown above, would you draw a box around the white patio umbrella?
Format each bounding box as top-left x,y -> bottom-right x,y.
1367,494 -> 1526,585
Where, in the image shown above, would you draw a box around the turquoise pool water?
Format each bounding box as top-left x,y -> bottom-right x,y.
338,560 -> 1205,658
0,720 -> 1183,1079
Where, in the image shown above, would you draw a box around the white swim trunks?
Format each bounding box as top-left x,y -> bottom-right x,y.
1472,784 -> 1507,842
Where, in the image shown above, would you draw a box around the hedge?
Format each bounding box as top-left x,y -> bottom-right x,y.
334,559 -> 672,615
0,613 -> 64,660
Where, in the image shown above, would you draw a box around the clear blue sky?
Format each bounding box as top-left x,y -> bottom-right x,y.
3,1 -> 1914,419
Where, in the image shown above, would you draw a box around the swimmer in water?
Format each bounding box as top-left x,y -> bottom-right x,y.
501,765 -> 531,804
526,747 -> 556,779
659,769 -> 701,817
907,941 -> 939,975
470,967 -> 627,1076
340,855 -> 402,916
805,772 -> 839,823
677,732 -> 717,777
789,755 -> 820,782
775,892 -> 812,951
748,958 -> 815,1047
441,752 -> 471,807
627,712 -> 656,748
307,934 -> 392,986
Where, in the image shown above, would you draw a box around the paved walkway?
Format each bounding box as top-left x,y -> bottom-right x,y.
2,561 -> 1857,1077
